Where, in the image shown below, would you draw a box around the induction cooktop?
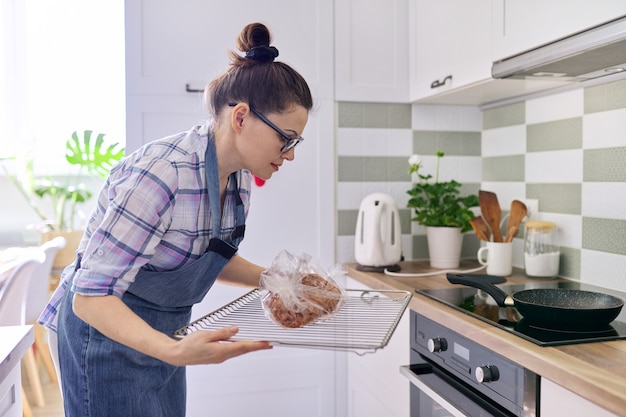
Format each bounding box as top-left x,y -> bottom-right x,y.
416,280 -> 626,346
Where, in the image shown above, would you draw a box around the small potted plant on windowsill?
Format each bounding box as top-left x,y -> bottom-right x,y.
1,130 -> 124,269
407,151 -> 479,268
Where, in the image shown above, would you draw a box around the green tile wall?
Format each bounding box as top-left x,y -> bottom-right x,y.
338,156 -> 410,182
584,147 -> 626,182
413,131 -> 482,155
584,78 -> 626,114
526,184 -> 582,215
482,155 -> 525,181
526,117 -> 583,152
337,102 -> 412,128
482,102 -> 525,129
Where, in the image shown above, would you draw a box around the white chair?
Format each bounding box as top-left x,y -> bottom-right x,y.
0,250 -> 45,417
10,237 -> 67,409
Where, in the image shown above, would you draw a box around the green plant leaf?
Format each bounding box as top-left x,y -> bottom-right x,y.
65,130 -> 124,178
406,152 -> 478,233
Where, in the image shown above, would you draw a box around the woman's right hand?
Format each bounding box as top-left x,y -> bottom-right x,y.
165,325 -> 273,366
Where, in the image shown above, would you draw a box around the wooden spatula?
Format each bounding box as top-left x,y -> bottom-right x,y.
479,190 -> 503,242
505,200 -> 527,242
470,216 -> 492,241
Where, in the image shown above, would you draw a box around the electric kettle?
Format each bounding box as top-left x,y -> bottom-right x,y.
354,193 -> 402,272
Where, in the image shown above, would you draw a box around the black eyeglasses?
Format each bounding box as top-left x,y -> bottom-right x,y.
228,103 -> 304,153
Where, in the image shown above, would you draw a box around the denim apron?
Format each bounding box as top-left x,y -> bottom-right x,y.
57,139 -> 246,417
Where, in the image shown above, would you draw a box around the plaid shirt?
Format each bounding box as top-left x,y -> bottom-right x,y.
39,124 -> 252,331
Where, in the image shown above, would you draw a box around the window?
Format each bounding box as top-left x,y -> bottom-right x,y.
0,0 -> 125,175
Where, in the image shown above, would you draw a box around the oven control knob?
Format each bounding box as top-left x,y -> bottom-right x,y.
427,337 -> 448,353
475,365 -> 500,383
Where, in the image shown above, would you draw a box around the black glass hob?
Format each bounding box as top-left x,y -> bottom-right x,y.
416,280 -> 626,346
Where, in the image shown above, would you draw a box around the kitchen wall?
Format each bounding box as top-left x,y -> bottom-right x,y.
337,77 -> 626,293
336,102 -> 483,264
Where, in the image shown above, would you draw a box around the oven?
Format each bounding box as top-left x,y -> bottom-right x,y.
401,311 -> 538,417
401,280 -> 626,417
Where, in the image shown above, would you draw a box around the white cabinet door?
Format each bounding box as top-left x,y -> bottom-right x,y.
346,277 -> 410,417
540,378 -> 618,417
409,0 -> 492,101
493,0 -> 626,60
334,0 -> 409,102
125,0 -> 333,151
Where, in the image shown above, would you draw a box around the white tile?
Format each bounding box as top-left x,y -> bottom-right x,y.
337,128 -> 413,156
512,238 -> 524,269
412,104 -> 482,131
439,156 -> 482,183
583,108 -> 626,149
337,236 -> 356,264
410,155 -> 481,185
480,182 -> 526,210
526,89 -> 583,124
582,183 -> 626,220
581,250 -> 626,292
482,125 -> 526,156
525,150 -> 583,183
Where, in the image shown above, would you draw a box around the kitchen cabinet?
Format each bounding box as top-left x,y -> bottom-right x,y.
408,0 -> 492,102
492,0 -> 626,61
345,277 -> 409,417
409,0 -> 626,105
125,1 -> 338,416
0,326 -> 33,417
334,0 -> 409,102
541,378 -> 618,417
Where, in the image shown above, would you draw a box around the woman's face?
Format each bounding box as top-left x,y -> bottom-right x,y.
240,104 -> 308,180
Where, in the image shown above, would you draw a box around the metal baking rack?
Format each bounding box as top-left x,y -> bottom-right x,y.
175,288 -> 412,354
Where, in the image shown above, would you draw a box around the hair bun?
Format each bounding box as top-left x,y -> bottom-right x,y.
245,45 -> 279,62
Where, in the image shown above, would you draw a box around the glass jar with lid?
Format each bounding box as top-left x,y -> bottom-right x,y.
524,221 -> 560,278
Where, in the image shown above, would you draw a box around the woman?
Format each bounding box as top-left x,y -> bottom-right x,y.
38,22 -> 313,416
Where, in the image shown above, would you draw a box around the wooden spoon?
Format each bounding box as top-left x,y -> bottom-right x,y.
470,216 -> 492,241
505,226 -> 519,242
506,200 -> 527,242
479,190 -> 503,242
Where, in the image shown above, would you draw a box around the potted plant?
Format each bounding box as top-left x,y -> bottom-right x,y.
407,151 -> 478,268
1,130 -> 124,269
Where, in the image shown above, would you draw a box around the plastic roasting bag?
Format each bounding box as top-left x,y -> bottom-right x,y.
259,250 -> 348,328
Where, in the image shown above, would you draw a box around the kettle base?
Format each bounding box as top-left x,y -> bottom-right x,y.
356,263 -> 401,273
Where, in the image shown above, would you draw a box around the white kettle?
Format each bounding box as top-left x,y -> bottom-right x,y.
354,193 -> 402,272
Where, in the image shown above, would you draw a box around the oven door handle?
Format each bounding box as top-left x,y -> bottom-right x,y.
400,365 -> 470,417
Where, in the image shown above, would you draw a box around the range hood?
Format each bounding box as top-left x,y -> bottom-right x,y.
492,15 -> 626,82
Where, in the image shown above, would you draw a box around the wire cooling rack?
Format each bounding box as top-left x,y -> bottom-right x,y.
175,288 -> 412,354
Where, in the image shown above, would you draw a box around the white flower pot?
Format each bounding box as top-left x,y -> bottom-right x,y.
426,226 -> 463,269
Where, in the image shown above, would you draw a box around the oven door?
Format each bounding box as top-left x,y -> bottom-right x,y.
400,359 -> 516,417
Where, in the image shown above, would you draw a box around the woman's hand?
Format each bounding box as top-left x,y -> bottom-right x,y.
166,326 -> 273,366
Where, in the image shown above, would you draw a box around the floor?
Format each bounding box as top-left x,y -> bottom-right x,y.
22,367 -> 64,417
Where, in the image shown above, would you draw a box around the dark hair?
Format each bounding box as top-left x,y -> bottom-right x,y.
206,23 -> 313,118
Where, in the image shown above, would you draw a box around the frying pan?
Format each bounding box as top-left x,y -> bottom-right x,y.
446,273 -> 625,329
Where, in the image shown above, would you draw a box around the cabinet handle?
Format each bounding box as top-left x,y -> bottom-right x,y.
185,83 -> 204,93
430,75 -> 452,89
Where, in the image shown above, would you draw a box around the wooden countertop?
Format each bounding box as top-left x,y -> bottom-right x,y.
346,261 -> 626,417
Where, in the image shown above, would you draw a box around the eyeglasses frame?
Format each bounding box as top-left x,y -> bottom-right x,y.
228,103 -> 303,153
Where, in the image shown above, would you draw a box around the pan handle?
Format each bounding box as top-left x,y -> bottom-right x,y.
446,273 -> 510,307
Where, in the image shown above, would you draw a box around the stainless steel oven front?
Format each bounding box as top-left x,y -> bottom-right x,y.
401,311 -> 539,417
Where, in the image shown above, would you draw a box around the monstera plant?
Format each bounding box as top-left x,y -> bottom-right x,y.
2,130 -> 124,231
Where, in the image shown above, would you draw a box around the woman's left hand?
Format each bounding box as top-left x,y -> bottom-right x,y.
165,325 -> 273,366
